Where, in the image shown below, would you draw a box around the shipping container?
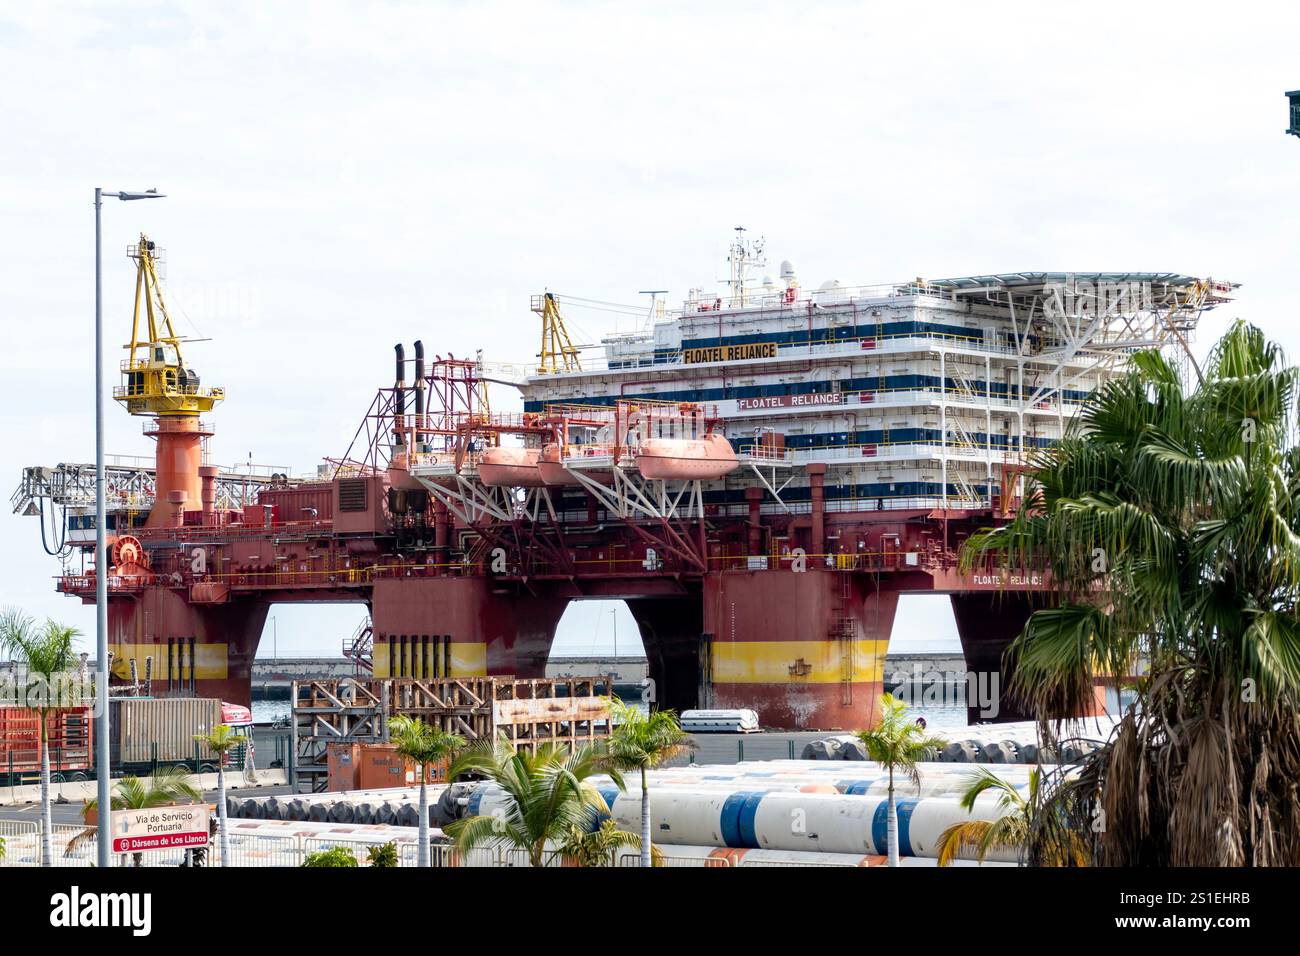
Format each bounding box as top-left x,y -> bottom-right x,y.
326,742 -> 444,792
110,697 -> 224,765
0,706 -> 93,781
0,697 -> 247,785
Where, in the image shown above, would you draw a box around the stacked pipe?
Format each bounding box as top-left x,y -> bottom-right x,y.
227,783 -> 465,828
448,845 -> 1013,868
468,781 -> 1017,861
800,716 -> 1117,764
602,846 -> 1014,868
632,761 -> 1037,799
464,761 -> 1043,862
251,762 -> 1049,862
221,822 -> 1011,867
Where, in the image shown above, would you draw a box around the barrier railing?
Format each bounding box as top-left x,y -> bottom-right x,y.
0,820 -> 40,867
604,326 -> 1084,371
1,822 -> 866,867
57,546 -> 1043,594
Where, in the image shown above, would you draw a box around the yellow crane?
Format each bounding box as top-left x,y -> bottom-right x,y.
532,292 -> 581,374
110,234 -> 225,530
115,234 -> 223,417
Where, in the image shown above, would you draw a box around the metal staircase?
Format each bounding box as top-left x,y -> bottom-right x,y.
830,572 -> 855,706
342,616 -> 374,674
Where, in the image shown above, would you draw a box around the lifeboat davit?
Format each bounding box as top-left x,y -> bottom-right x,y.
538,444 -> 576,486
635,434 -> 739,480
478,447 -> 546,487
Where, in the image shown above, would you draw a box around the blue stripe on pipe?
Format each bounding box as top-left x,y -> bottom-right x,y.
738,793 -> 764,848
871,800 -> 889,854
896,798 -> 919,857
720,792 -> 755,848
842,780 -> 877,795
467,788 -> 486,817
597,785 -> 622,811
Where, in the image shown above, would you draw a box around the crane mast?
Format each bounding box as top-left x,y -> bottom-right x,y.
114,235 -> 225,528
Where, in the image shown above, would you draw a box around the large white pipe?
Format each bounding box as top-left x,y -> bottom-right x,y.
432,844 -> 1014,868
469,783 -> 1017,861
606,844 -> 1016,868
631,762 -> 1040,798
667,764 -> 1034,778
645,763 -> 1038,781
608,767 -> 1035,798
617,776 -> 1028,799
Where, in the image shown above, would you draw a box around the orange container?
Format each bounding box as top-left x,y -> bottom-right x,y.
0,706 -> 93,775
326,742 -> 445,792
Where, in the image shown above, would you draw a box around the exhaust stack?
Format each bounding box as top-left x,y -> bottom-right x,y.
394,344 -> 407,447
414,340 -> 426,451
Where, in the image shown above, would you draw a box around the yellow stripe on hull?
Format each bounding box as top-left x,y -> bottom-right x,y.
372,642 -> 488,678
108,642 -> 228,681
711,639 -> 888,685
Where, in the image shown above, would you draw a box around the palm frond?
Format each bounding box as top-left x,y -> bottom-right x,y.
958,320 -> 1300,865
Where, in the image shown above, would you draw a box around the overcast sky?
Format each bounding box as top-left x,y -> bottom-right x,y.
2,2 -> 1298,659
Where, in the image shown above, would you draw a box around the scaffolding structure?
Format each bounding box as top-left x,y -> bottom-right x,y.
291,675 -> 614,792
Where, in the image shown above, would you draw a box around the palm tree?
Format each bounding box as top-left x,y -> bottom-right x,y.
935,766 -> 1088,867
963,320 -> 1300,866
602,698 -> 692,867
388,715 -> 464,867
445,736 -> 622,868
66,766 -> 201,866
854,692 -> 946,866
0,608 -> 80,867
558,817 -> 661,867
193,723 -> 247,867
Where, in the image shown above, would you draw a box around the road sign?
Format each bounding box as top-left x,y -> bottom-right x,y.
110,803 -> 210,854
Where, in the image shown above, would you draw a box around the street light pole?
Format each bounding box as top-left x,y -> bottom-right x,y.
93,187 -> 107,868
93,186 -> 164,867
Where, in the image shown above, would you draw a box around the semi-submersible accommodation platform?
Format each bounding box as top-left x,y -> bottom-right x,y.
15,235 -> 1234,729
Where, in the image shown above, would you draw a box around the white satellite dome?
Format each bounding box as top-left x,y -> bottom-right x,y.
813,279 -> 849,305
779,259 -> 796,280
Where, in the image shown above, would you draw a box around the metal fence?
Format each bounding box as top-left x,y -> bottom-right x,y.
0,822 -> 850,868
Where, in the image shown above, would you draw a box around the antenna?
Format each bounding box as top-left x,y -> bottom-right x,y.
637,290 -> 668,333
726,226 -> 766,308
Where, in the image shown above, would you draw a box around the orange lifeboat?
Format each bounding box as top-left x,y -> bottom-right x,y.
541,442 -> 615,485
635,434 -> 739,480
478,447 -> 545,487
538,444 -> 576,486
386,450 -> 426,491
